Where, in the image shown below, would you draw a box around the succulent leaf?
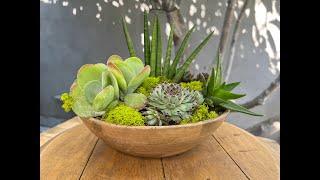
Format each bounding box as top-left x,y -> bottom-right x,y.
92,85 -> 115,111
124,93 -> 147,110
127,65 -> 151,94
122,17 -> 136,57
123,57 -> 144,75
144,11 -> 151,65
107,61 -> 128,93
84,80 -> 102,104
113,60 -> 135,83
108,71 -> 120,99
76,64 -> 108,89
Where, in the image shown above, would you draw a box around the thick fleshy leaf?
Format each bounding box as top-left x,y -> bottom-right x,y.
84,80 -> 102,104
107,62 -> 127,93
71,85 -> 105,118
113,60 -> 135,83
92,85 -> 115,111
163,24 -> 174,77
214,88 -> 246,100
124,93 -> 147,110
76,64 -> 107,89
210,97 -> 263,116
144,11 -> 151,65
108,72 -> 119,99
206,67 -> 216,96
106,55 -> 123,64
214,52 -> 222,87
222,82 -> 240,91
156,16 -> 162,76
122,17 -> 136,57
150,16 -> 157,76
124,57 -> 144,75
127,66 -> 151,94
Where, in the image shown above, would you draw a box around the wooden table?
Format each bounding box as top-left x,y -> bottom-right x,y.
40,117 -> 279,180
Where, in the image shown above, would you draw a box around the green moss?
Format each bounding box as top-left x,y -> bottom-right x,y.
181,104 -> 218,124
60,93 -> 74,112
104,104 -> 145,126
136,86 -> 150,96
180,81 -> 203,91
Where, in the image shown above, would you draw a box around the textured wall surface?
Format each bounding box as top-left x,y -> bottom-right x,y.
40,0 -> 280,139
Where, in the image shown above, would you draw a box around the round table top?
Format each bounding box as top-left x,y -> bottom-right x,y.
40,121 -> 279,180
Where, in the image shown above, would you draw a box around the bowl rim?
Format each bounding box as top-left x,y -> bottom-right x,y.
81,110 -> 230,130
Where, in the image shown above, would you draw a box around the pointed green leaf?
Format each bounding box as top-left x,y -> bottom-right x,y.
93,85 -> 115,111
122,17 -> 136,57
222,82 -> 240,91
214,88 -> 246,100
173,31 -> 214,82
150,16 -> 157,76
156,16 -> 162,76
168,25 -> 195,79
214,51 -> 222,86
206,67 -> 215,96
211,97 -> 263,116
163,24 -> 174,77
144,11 -> 151,65
127,65 -> 151,93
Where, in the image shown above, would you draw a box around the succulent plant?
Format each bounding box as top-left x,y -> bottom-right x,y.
144,83 -> 204,125
204,52 -> 262,116
65,55 -> 150,118
122,12 -> 214,82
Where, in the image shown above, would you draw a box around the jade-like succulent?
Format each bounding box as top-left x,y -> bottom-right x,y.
66,55 -> 150,118
144,83 -> 204,126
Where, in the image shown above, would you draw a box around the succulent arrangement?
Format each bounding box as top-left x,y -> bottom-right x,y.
60,12 -> 262,127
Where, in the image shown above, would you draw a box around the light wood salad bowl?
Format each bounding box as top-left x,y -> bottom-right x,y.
81,110 -> 229,158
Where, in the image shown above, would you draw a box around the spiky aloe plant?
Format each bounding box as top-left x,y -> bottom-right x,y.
122,12 -> 213,82
61,55 -> 151,118
203,52 -> 262,116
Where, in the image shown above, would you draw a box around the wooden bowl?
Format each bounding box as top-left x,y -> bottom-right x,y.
81,111 -> 229,158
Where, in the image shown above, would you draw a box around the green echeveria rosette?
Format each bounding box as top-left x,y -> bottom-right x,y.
144,83 -> 204,126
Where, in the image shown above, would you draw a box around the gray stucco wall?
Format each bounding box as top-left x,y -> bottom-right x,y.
40,0 -> 280,137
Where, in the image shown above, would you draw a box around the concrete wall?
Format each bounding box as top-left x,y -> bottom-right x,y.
40,0 -> 280,136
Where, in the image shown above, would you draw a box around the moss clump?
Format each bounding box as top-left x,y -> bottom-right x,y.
181,104 -> 218,124
136,86 -> 149,96
104,104 -> 145,126
180,81 -> 203,91
135,76 -> 173,96
60,93 -> 74,112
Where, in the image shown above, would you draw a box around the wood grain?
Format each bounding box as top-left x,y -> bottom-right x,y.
40,117 -> 82,147
213,123 -> 280,180
40,121 -> 279,179
162,136 -> 248,180
40,125 -> 98,180
80,139 -> 164,180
